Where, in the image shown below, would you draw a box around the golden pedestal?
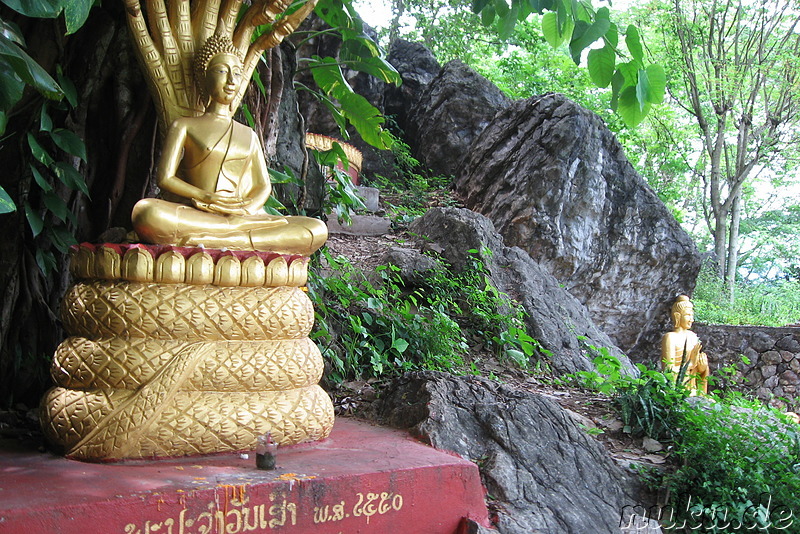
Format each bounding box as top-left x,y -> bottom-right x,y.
41,244 -> 334,461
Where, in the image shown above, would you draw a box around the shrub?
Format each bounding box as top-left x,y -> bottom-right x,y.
308,249 -> 535,381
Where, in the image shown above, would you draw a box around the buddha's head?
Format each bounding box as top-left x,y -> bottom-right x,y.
671,295 -> 695,330
195,35 -> 244,107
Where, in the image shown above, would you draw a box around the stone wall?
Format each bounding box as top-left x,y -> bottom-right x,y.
694,324 -> 800,409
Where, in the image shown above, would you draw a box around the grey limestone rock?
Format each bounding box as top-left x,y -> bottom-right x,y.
385,39 -> 442,132
370,371 -> 650,534
454,94 -> 700,361
409,207 -> 635,375
404,60 -> 511,178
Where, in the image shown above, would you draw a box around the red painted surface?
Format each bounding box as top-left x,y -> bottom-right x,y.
0,419 -> 489,534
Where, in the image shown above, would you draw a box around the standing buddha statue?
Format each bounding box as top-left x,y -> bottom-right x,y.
661,295 -> 710,396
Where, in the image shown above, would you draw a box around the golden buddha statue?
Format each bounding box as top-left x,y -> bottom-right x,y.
132,36 -> 326,255
40,0 -> 335,461
661,295 -> 710,396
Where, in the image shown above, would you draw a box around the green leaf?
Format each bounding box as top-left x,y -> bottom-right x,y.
645,64 -> 666,104
0,111 -> 6,136
481,4 -> 496,26
241,103 -> 254,129
617,85 -> 650,128
0,185 -> 15,213
40,103 -> 52,132
317,95 -> 349,136
625,25 -> 644,65
268,166 -> 300,185
0,19 -> 26,46
391,338 -> 409,354
339,40 -> 401,85
50,128 -> 87,161
587,45 -> 615,88
2,0 -> 63,18
63,0 -> 94,35
0,59 -> 25,111
53,162 -> 89,196
605,22 -> 618,47
569,9 -> 610,64
48,223 -> 78,253
338,92 -> 392,149
263,194 -> 286,215
541,12 -> 562,47
56,67 -> 77,107
30,164 -> 52,192
309,56 -> 352,97
24,202 -> 43,236
610,69 -> 624,111
498,2 -> 520,39
0,34 -> 62,100
35,247 -> 56,275
616,61 -> 639,86
494,0 -> 510,18
636,69 -> 649,112
27,133 -> 54,166
472,0 -> 492,13
42,190 -> 70,222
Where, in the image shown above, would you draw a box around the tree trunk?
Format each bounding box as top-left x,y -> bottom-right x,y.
0,4 -> 156,407
725,190 -> 742,303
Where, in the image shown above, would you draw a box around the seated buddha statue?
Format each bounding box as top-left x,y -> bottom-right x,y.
132,35 -> 326,255
661,295 -> 710,396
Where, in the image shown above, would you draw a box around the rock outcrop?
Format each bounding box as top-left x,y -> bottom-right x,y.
384,39 -> 442,132
454,94 -> 701,361
403,60 -> 511,177
369,371 -> 651,534
407,207 -> 634,375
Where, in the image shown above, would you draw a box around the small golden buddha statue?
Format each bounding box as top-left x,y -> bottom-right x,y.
131,35 -> 326,255
661,295 -> 710,396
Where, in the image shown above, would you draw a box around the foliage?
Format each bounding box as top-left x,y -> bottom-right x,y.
311,142 -> 366,223
575,352 -> 800,531
693,263 -> 800,326
662,399 -> 800,532
468,0 -> 665,127
650,0 -> 800,299
308,249 -> 536,381
298,0 -> 401,150
1,5 -> 90,272
367,134 -> 455,219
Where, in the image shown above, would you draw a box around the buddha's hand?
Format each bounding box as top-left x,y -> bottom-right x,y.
697,352 -> 709,372
193,194 -> 249,215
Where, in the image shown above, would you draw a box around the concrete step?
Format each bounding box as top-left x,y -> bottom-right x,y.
0,418 -> 489,534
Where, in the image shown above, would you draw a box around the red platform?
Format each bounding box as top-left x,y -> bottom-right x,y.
0,418 -> 489,534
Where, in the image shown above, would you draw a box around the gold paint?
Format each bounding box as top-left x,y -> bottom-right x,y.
70,246 -> 94,279
97,246 -> 121,279
155,250 -> 186,283
41,0 -> 331,461
214,255 -> 241,286
287,257 -> 309,287
241,255 -> 266,287
661,295 -> 710,396
130,45 -> 327,255
186,250 -> 214,284
122,246 -> 154,282
67,244 -> 309,287
42,276 -> 332,459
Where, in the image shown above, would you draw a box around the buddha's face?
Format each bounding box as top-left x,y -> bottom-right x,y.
205,53 -> 243,105
677,310 -> 694,330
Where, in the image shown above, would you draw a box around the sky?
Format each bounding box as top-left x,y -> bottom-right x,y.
353,0 -> 392,29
